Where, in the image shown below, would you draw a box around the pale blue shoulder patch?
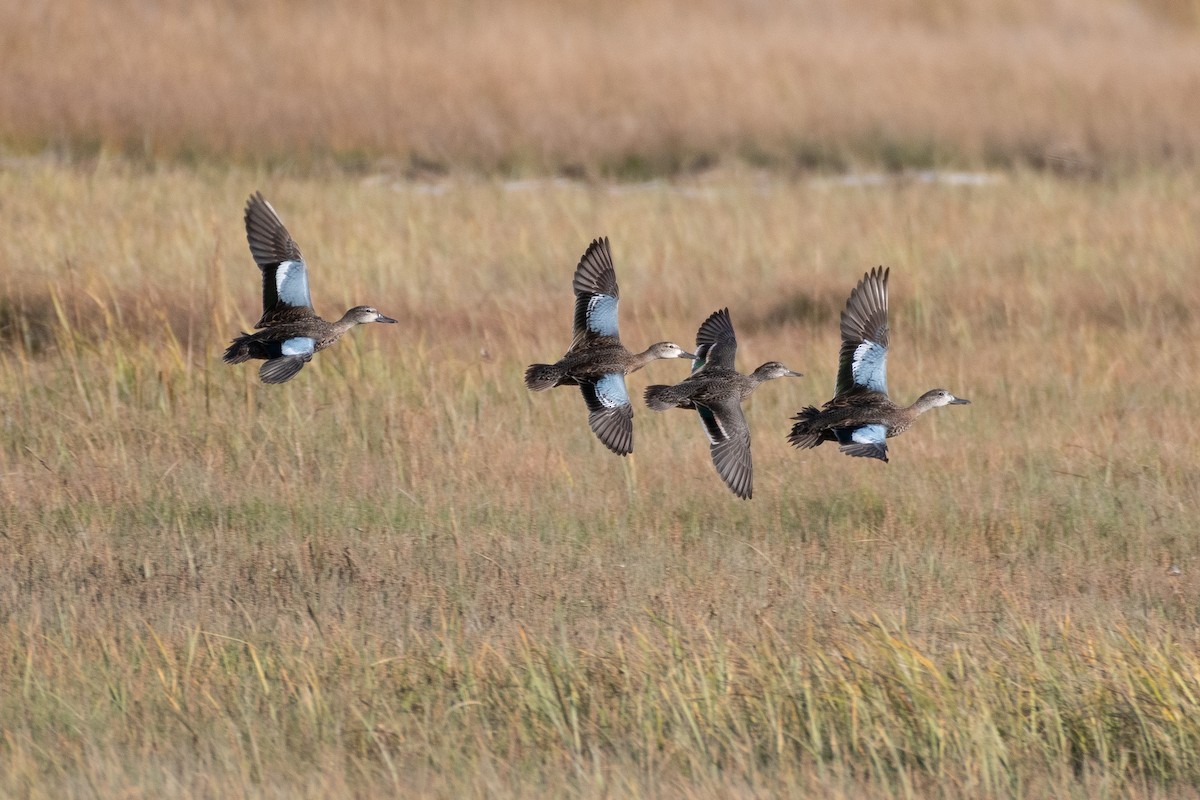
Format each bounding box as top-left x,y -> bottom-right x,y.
281,337 -> 316,357
851,340 -> 888,393
276,259 -> 313,309
850,423 -> 887,445
586,294 -> 620,338
594,372 -> 630,408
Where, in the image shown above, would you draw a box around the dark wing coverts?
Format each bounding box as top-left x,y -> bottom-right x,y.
692,307 -> 738,372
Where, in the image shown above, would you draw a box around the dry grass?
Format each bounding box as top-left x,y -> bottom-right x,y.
3,0 -> 1200,172
0,159 -> 1198,796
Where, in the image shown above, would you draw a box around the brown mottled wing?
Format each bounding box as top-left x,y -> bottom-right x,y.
696,399 -> 753,500
245,192 -> 315,328
570,237 -> 621,350
836,266 -> 889,397
692,308 -> 737,372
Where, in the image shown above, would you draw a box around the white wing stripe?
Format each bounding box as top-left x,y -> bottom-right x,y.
702,419 -> 725,445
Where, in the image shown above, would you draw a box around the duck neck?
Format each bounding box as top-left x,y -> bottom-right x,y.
332,310 -> 364,334
629,347 -> 666,373
748,368 -> 775,387
906,392 -> 941,417
747,364 -> 792,392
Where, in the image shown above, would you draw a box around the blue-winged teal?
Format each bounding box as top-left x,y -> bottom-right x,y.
788,267 -> 969,461
223,192 -> 396,384
524,237 -> 693,455
645,308 -> 802,499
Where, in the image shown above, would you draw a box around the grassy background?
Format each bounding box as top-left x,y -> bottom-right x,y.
3,0 -> 1200,796
2,0 -> 1200,173
1,164 -> 1198,796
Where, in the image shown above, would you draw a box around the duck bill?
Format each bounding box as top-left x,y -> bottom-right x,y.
677,351 -> 696,359
785,370 -> 804,378
375,314 -> 398,324
950,397 -> 970,405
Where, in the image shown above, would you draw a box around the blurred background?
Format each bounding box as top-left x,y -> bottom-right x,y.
3,0 -> 1199,175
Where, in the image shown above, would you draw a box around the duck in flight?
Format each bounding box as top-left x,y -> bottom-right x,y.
524,237 -> 692,455
788,267 -> 969,461
645,308 -> 802,499
223,192 -> 396,384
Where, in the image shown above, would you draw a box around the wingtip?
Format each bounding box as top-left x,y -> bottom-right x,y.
244,190 -> 277,234
582,236 -> 611,262
572,236 -> 619,300
244,190 -> 268,215
856,264 -> 889,292
728,480 -> 752,500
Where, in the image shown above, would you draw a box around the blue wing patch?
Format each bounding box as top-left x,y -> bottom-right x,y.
275,259 -> 313,309
281,337 -> 316,357
593,372 -> 630,408
586,294 -> 620,338
835,423 -> 889,461
851,340 -> 888,393
850,424 -> 887,445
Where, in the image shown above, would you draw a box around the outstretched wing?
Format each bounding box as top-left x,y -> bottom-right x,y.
579,372 -> 633,455
570,237 -> 621,349
245,192 -> 314,328
692,308 -> 738,372
836,266 -> 889,397
695,399 -> 753,499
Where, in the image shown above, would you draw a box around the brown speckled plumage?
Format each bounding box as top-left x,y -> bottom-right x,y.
645,308 -> 801,499
524,237 -> 692,456
223,192 -> 396,384
788,267 -> 969,462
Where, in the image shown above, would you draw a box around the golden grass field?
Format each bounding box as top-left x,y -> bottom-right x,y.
2,1 -> 1200,797
3,162 -> 1199,798
4,0 -> 1200,172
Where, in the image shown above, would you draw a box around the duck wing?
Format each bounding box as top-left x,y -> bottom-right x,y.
570,237 -> 621,350
245,192 -> 315,328
692,308 -> 737,372
834,423 -> 889,462
695,397 -> 753,499
256,336 -> 316,384
579,372 -> 633,455
836,266 -> 889,397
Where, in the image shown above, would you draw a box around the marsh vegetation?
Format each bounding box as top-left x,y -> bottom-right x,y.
2,1 -> 1200,796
